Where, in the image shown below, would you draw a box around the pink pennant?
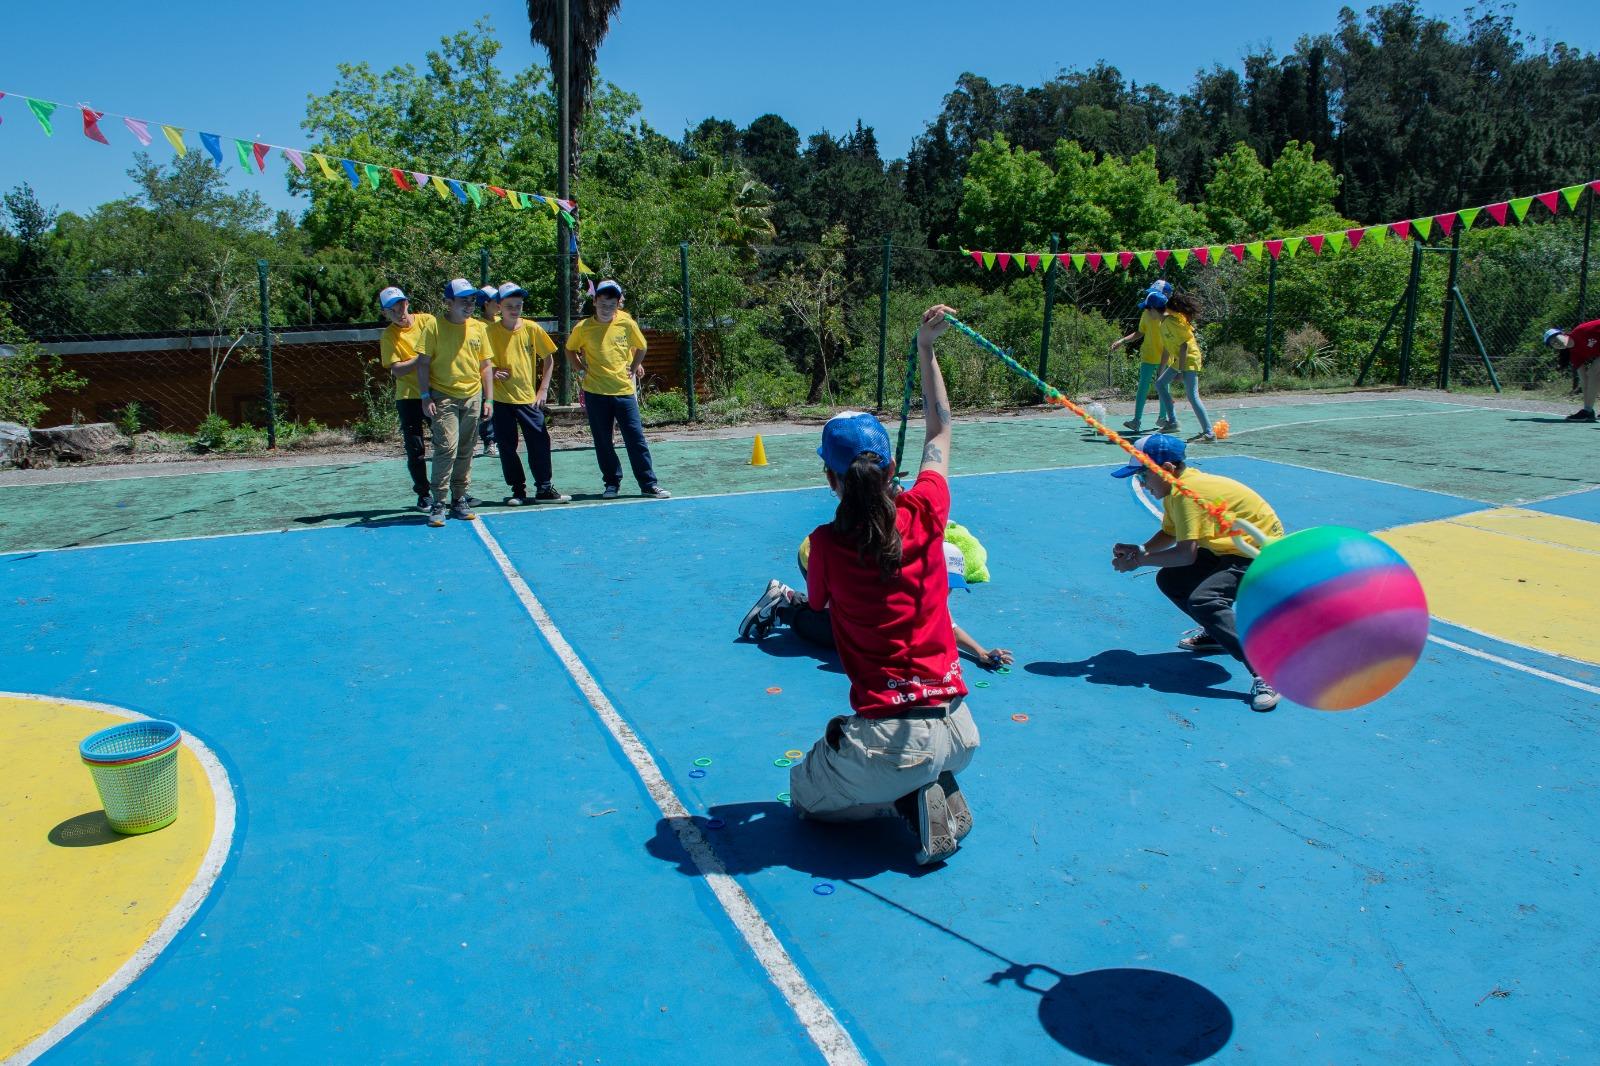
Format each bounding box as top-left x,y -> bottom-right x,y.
1535,191 -> 1560,214
1227,244 -> 1245,263
1118,251 -> 1134,269
1389,220 -> 1411,240
412,171 -> 430,189
1434,212 -> 1457,236
1057,253 -> 1072,270
970,249 -> 984,266
996,253 -> 1012,272
1155,249 -> 1171,268
1025,253 -> 1041,272
1591,180 -> 1600,194
122,117 -> 152,145
1086,252 -> 1103,273
1306,234 -> 1326,255
391,168 -> 413,190
252,142 -> 270,171
1345,228 -> 1365,250
283,148 -> 306,173
1485,202 -> 1509,225
1265,239 -> 1284,260
81,107 -> 110,145
1192,246 -> 1210,265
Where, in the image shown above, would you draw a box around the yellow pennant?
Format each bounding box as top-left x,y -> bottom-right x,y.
431,175 -> 452,200
161,125 -> 187,157
313,154 -> 337,180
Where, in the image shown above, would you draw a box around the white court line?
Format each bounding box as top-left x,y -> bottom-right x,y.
6,692 -> 236,1066
469,520 -> 866,1066
1223,406 -> 1480,437
1423,637 -> 1600,697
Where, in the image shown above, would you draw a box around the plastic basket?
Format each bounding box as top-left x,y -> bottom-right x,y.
79,720 -> 182,834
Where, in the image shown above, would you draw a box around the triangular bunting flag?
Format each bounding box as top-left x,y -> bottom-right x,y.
1025,253 -> 1041,272
1264,239 -> 1284,260
1209,246 -> 1224,264
1155,249 -> 1171,268
1411,217 -> 1432,240
26,98 -> 57,136
1509,196 -> 1533,222
466,184 -> 483,207
980,251 -> 996,270
283,148 -> 305,173
1118,251 -> 1135,270
576,258 -> 594,276
1227,244 -> 1246,263
1104,253 -> 1118,272
123,117 -> 152,145
233,139 -> 253,169
446,179 -> 469,204
340,159 -> 362,189
1389,220 -> 1411,240
253,142 -> 270,172
1459,206 -> 1481,229
1365,225 -> 1387,245
1591,180 -> 1600,193
363,163 -> 383,189
1086,253 -> 1103,273
1535,191 -> 1560,215
1561,185 -> 1584,210
313,153 -> 337,180
1173,248 -> 1190,267
996,252 -> 1012,272
199,132 -> 223,166
1345,228 -> 1365,250
412,171 -> 430,189
510,190 -> 526,210
80,107 -> 110,145
432,175 -> 451,200
1283,237 -> 1302,258
1057,253 -> 1072,270
161,125 -> 187,157
1246,241 -> 1264,260
1434,212 -> 1457,236
1484,202 -> 1509,225
390,168 -> 412,190
1306,234 -> 1326,255
969,249 -> 983,266
1192,246 -> 1210,265
1136,251 -> 1154,269
488,185 -> 508,199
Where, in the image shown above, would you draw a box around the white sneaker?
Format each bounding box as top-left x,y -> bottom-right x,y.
907,780 -> 958,866
938,771 -> 972,842
1250,676 -> 1280,712
738,579 -> 793,640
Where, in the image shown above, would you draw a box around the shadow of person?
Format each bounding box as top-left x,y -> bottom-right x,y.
1027,650 -> 1240,702
988,961 -> 1233,1065
1504,415 -> 1587,424
291,509 -> 421,526
48,810 -> 128,847
747,631 -> 845,674
644,801 -> 929,880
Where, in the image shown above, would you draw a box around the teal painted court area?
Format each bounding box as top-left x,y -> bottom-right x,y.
3,398 -> 1599,1064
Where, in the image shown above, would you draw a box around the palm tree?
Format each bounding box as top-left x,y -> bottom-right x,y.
526,0 -> 622,202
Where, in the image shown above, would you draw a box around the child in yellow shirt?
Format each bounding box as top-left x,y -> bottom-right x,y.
1153,289 -> 1215,442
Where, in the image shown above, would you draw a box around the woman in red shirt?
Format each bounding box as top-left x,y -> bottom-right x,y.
1545,320 -> 1600,422
788,304 -> 980,866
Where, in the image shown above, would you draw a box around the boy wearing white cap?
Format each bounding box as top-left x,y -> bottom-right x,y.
377,286 -> 438,510
488,282 -> 569,504
418,278 -> 494,526
565,279 -> 669,499
474,286 -> 502,456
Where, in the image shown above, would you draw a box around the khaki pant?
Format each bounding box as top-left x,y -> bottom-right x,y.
789,699 -> 980,821
429,393 -> 480,502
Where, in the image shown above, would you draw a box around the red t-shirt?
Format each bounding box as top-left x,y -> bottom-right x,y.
1567,319 -> 1600,368
806,470 -> 967,718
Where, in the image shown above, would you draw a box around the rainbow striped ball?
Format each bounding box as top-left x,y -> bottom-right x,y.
1236,526 -> 1429,711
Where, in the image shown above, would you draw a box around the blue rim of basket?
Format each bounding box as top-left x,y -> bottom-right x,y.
79,721 -> 182,765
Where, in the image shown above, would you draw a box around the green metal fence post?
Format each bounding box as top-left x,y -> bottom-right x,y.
1580,189 -> 1594,323
1262,255 -> 1276,384
478,247 -> 490,288
256,258 -> 276,448
1438,228 -> 1461,389
1398,240 -> 1422,386
680,242 -> 695,422
1039,234 -> 1059,393
1453,286 -> 1501,392
876,236 -> 891,411
558,236 -> 571,405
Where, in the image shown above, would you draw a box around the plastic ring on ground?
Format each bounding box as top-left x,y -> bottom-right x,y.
813,883 -> 836,896
784,749 -> 804,760
688,769 -> 707,779
975,681 -> 990,688
706,817 -> 725,829
693,757 -> 713,767
774,757 -> 793,767
777,792 -> 791,804
1011,713 -> 1029,722
996,666 -> 1012,675
766,686 -> 782,695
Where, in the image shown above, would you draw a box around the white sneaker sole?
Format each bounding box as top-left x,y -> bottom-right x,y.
915,782 -> 958,865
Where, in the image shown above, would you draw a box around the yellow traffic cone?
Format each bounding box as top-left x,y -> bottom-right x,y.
749,434 -> 768,466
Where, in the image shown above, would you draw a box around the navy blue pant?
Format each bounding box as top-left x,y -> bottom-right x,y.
583,391 -> 658,491
493,403 -> 554,493
479,401 -> 496,446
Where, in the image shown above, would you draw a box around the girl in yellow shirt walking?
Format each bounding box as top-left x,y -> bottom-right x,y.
1153,289 -> 1216,442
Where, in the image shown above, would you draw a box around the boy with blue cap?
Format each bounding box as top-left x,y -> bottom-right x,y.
1110,433 -> 1284,711
487,282 -> 569,504
418,278 -> 493,527
377,285 -> 437,510
1111,280 -> 1176,434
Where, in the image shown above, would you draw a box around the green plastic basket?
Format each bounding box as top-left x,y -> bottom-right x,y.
80,720 -> 182,834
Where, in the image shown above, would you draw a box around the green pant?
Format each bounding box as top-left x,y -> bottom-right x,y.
428,393 -> 480,502
1131,362 -> 1173,427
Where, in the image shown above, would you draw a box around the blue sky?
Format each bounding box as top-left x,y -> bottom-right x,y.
2,0 -> 1595,222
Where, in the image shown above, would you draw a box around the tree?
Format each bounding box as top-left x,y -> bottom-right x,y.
0,301 -> 84,426
526,0 -> 622,195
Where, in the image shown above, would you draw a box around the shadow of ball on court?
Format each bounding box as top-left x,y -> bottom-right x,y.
992,962 -> 1233,1065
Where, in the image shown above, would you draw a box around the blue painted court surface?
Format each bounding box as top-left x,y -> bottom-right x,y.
4,455 -> 1597,1063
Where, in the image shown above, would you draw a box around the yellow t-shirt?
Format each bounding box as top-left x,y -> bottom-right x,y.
1136,309 -> 1165,365
1160,312 -> 1204,372
379,312 -> 436,401
566,311 -> 647,397
1161,469 -> 1285,558
487,320 -> 558,406
427,317 -> 490,400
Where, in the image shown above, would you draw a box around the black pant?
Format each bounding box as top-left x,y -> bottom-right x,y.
1155,548 -> 1253,668
777,602 -> 836,648
493,402 -> 554,493
396,399 -> 430,497
479,401 -> 496,446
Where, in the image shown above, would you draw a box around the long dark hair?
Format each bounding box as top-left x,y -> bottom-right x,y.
1167,291 -> 1203,321
832,453 -> 902,581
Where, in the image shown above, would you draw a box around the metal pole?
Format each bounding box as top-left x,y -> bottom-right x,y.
1356,291 -> 1409,386
478,247 -> 490,288
556,0 -> 572,404
1452,286 -> 1501,392
1580,190 -> 1594,323
1039,233 -> 1058,392
1262,255 -> 1276,383
257,259 -> 276,448
875,236 -> 891,411
892,336 -> 917,476
1438,228 -> 1461,389
1398,240 -> 1422,386
680,242 -> 695,422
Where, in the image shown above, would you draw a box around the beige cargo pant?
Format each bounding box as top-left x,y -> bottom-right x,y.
429,393 -> 480,503
789,699 -> 979,821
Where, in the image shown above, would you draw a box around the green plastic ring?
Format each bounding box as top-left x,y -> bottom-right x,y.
693,757 -> 712,767
774,757 -> 793,767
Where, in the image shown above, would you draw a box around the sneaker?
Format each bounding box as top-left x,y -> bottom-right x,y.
1156,418 -> 1179,432
602,485 -> 620,499
1189,432 -> 1217,443
415,494 -> 433,512
427,502 -> 448,528
1565,409 -> 1597,423
1178,628 -> 1224,654
1122,419 -> 1144,432
938,771 -> 972,842
1250,676 -> 1280,712
504,491 -> 531,506
641,485 -> 672,499
464,495 -> 484,508
449,498 -> 478,522
534,486 -> 572,504
898,781 -> 958,866
738,579 -> 792,640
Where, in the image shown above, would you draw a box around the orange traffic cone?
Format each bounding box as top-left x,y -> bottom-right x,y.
750,434 -> 768,466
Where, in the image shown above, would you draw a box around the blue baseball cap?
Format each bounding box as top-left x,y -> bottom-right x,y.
817,411 -> 893,475
377,286 -> 407,309
1544,327 -> 1566,347
443,278 -> 478,301
1110,433 -> 1186,478
497,282 -> 527,301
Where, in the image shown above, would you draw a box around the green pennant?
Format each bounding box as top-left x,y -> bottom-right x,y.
1173,248 -> 1190,268
560,209 -> 577,228
1366,225 -> 1387,245
1509,196 -> 1533,222
1412,217 -> 1432,240
26,98 -> 57,135
1104,254 -> 1119,272
233,139 -> 252,169
466,183 -> 484,207
981,251 -> 996,270
1072,253 -> 1086,272
1209,246 -> 1224,265
1460,206 -> 1481,229
1135,250 -> 1153,269
1562,184 -> 1585,210
364,163 -> 383,190
510,190 -> 526,210
1282,237 -> 1301,259
1326,231 -> 1346,254
1245,241 -> 1263,260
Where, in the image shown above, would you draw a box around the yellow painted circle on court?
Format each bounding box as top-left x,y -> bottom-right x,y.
0,695 -> 230,1060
